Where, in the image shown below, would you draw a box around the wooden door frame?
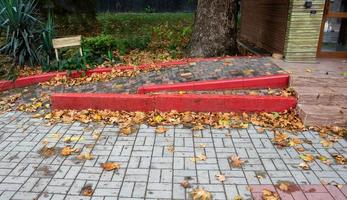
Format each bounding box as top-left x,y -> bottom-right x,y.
317,0 -> 347,58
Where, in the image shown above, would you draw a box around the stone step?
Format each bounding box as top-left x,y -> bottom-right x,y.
290,76 -> 347,87
295,86 -> 347,107
297,104 -> 347,127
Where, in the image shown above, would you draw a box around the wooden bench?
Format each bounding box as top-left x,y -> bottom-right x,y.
52,35 -> 83,61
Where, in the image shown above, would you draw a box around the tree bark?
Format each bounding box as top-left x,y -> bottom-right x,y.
189,0 -> 238,57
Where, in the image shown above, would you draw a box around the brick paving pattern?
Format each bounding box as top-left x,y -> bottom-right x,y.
1,57 -> 285,106
0,111 -> 346,200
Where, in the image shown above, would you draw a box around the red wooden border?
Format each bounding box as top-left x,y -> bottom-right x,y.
51,93 -> 155,112
0,55 -> 262,92
51,93 -> 297,112
137,74 -> 289,94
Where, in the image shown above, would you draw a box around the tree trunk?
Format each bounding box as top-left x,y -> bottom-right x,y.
189,0 -> 238,57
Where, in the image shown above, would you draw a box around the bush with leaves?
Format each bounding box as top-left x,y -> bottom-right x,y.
42,53 -> 89,74
0,54 -> 16,80
82,34 -> 151,64
0,0 -> 58,79
39,9 -> 55,66
0,0 -> 41,66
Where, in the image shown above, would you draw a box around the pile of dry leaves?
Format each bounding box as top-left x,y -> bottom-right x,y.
42,109 -> 309,134
39,60 -> 173,87
39,68 -> 141,87
121,49 -> 175,66
0,93 -> 21,113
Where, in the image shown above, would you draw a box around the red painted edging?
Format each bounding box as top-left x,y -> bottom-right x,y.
137,74 -> 289,94
0,55 -> 262,92
51,93 -> 154,112
0,71 -> 66,91
51,93 -> 297,112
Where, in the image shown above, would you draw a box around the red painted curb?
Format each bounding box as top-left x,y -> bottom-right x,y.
51,93 -> 154,112
51,93 -> 297,112
155,95 -> 296,112
0,55 -> 263,92
137,74 -> 289,94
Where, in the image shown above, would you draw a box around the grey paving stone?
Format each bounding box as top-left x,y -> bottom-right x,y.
0,183 -> 22,191
119,182 -> 135,197
11,192 -> 40,200
161,169 -> 173,183
132,182 -> 146,198
0,191 -> 16,200
44,186 -> 70,194
291,170 -> 309,184
172,183 -> 185,199
0,108 -> 346,199
68,180 -> 86,195
65,166 -> 82,179
145,190 -> 172,199
94,188 -> 119,196
2,176 -> 28,184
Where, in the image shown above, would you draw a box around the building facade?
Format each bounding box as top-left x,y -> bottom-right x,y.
240,0 -> 347,61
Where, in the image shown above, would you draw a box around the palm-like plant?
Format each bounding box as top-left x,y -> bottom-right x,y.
0,0 -> 41,66
40,8 -> 55,65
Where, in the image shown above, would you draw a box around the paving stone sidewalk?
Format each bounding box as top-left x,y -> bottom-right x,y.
1,57 -> 285,106
0,111 -> 346,200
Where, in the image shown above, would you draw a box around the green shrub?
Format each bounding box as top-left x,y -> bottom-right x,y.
82,34 -> 151,63
44,13 -> 194,70
42,53 -> 89,74
0,54 -> 16,80
54,13 -> 98,37
0,0 -> 41,66
97,13 -> 194,37
150,23 -> 192,52
0,0 -> 57,80
39,10 -> 55,66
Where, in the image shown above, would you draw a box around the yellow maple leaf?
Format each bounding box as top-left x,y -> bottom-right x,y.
155,126 -> 168,134
77,153 -> 94,160
278,182 -> 289,191
320,140 -> 332,148
299,154 -> 315,162
101,162 -> 120,171
262,189 -> 280,200
298,162 -> 310,170
229,155 -> 245,168
81,185 -> 94,196
215,174 -> 226,182
60,146 -> 74,156
197,154 -> 207,161
192,187 -> 212,200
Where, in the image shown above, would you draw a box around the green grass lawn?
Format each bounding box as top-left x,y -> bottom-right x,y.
97,12 -> 194,37
55,12 -> 194,38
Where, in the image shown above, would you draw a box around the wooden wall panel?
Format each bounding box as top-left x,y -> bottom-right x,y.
240,0 -> 290,54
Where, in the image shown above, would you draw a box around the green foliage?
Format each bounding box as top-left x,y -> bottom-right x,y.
150,22 -> 192,52
39,0 -> 97,36
0,0 -> 41,66
97,13 -> 193,37
0,54 -> 17,80
82,34 -> 151,63
0,0 -> 58,80
80,13 -> 193,63
144,5 -> 156,13
39,9 -> 55,65
54,13 -> 98,37
42,53 -> 88,73
0,10 -> 194,80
